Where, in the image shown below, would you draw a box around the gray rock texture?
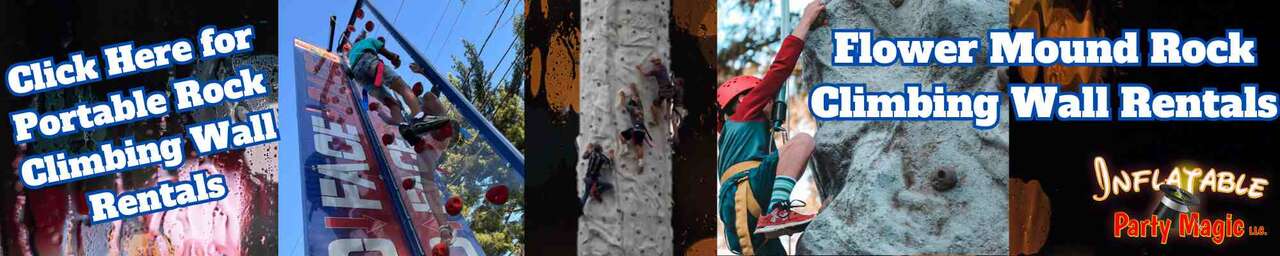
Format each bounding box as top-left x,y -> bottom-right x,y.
795,0 -> 1009,254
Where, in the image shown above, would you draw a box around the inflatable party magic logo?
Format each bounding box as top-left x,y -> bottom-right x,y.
1089,157 -> 1270,245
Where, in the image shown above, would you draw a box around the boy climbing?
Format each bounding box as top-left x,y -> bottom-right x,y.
718,1 -> 823,255
346,35 -> 458,249
346,36 -> 451,138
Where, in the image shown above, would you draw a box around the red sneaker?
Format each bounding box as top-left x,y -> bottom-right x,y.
753,200 -> 814,237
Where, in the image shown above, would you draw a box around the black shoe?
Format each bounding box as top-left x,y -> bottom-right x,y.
399,113 -> 452,145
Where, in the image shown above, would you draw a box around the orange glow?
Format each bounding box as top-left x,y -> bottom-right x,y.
1010,0 -> 1105,89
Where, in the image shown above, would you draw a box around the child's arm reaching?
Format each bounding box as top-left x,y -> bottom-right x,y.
730,0 -> 826,122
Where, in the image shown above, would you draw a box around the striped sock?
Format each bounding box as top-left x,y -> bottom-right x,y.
769,176 -> 797,212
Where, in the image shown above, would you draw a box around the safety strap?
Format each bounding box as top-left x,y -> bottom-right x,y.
720,161 -> 764,215
719,160 -> 762,255
373,60 -> 385,88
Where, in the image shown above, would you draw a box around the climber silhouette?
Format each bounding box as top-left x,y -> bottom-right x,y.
346,36 -> 451,136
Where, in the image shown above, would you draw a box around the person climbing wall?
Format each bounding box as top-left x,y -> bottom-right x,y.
716,1 -> 825,255
577,0 -> 676,255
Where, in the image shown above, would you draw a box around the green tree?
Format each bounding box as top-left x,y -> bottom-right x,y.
718,0 -> 796,78
435,12 -> 525,255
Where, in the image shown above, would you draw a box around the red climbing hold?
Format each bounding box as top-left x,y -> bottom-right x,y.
365,21 -> 375,32
323,109 -> 337,121
486,185 -> 509,205
413,138 -> 431,153
413,81 -> 424,96
431,122 -> 454,141
381,133 -> 396,146
368,102 -> 381,111
346,107 -> 354,115
346,25 -> 355,34
432,242 -> 449,256
354,8 -> 364,20
402,178 -> 416,190
446,196 -> 463,216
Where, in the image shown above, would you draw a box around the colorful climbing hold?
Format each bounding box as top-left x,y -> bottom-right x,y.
413,137 -> 430,153
446,196 -> 463,216
402,178 -> 416,190
486,185 -> 510,205
381,133 -> 396,146
431,122 -> 453,141
432,242 -> 449,256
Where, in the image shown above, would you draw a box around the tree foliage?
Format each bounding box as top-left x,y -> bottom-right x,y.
717,0 -> 797,79
435,11 -> 525,255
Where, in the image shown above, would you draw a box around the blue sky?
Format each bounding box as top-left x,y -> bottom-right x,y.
278,0 -> 521,255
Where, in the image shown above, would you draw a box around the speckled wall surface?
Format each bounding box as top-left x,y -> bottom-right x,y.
577,0 -> 674,255
526,1 -> 717,254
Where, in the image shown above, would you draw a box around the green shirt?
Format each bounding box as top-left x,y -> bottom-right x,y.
717,120 -> 771,177
348,38 -> 384,66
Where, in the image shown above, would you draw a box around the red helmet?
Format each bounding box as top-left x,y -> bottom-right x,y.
717,76 -> 761,107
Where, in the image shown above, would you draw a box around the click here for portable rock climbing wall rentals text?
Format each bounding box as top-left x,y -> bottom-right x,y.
6,25 -> 278,224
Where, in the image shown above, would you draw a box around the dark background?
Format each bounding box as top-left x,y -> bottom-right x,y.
0,0 -> 277,254
523,0 -> 582,254
1011,0 -> 1279,254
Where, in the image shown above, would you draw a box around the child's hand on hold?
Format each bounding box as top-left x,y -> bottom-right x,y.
793,0 -> 827,38
802,0 -> 827,23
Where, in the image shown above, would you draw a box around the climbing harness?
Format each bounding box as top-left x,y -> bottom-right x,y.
618,84 -> 653,159
719,160 -> 765,255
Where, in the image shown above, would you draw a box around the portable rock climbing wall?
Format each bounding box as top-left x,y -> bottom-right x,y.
290,39 -> 491,256
578,0 -> 674,255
